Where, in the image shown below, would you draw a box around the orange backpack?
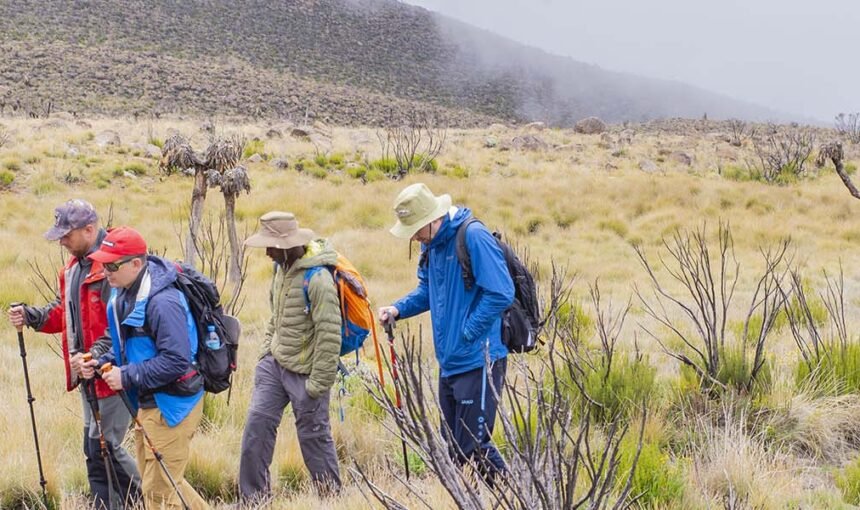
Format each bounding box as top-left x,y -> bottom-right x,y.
303,254 -> 385,382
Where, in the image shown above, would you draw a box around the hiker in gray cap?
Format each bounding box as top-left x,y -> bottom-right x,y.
238,212 -> 343,502
7,199 -> 142,509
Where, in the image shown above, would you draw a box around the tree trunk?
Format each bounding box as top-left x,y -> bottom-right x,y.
224,192 -> 242,286
185,170 -> 208,266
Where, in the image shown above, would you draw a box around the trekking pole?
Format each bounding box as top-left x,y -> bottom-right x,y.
384,317 -> 410,481
80,355 -> 121,508
11,303 -> 49,509
99,363 -> 191,510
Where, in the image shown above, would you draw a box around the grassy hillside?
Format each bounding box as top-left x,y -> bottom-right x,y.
0,0 -> 783,125
1,116 -> 859,508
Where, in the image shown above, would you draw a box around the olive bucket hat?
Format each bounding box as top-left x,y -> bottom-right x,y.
389,183 -> 452,239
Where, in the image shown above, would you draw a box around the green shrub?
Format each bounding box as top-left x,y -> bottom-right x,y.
346,165 -> 367,180
371,157 -> 398,174
581,354 -> 657,423
557,300 -> 594,338
618,437 -> 685,507
598,218 -> 628,239
121,162 -> 148,176
364,169 -> 386,182
836,455 -> 860,505
412,154 -> 438,173
186,458 -> 236,501
148,137 -> 164,149
845,162 -> 858,176
307,166 -> 328,180
444,164 -> 470,178
328,152 -> 345,168
2,158 -> 21,172
0,169 -> 14,188
314,154 -> 328,167
716,342 -> 772,394
24,155 -> 41,164
795,342 -> 860,395
243,139 -> 266,159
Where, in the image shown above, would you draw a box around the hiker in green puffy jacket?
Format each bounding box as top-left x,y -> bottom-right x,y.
239,211 -> 342,502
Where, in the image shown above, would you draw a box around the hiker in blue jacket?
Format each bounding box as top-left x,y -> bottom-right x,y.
378,182 -> 514,484
81,226 -> 209,510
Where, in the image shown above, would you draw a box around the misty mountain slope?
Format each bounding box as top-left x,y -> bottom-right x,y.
0,0 -> 782,124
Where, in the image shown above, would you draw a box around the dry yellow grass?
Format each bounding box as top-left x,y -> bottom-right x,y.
0,116 -> 859,508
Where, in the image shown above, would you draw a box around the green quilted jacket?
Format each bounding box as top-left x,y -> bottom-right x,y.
261,239 -> 342,398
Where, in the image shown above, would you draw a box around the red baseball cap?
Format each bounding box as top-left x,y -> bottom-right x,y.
88,226 -> 148,263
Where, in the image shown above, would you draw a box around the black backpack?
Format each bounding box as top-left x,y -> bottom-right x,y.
173,262 -> 241,394
421,218 -> 542,353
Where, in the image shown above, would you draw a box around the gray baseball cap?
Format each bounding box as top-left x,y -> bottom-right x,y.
44,199 -> 99,240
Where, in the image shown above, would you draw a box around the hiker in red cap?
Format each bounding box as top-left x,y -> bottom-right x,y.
8,200 -> 142,509
81,226 -> 210,510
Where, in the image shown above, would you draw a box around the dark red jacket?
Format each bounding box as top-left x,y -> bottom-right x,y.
37,257 -> 115,399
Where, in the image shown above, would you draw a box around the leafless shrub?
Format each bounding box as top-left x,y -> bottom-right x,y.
377,112 -> 446,179
634,222 -> 791,394
173,210 -> 249,316
750,124 -> 816,182
354,264 -> 646,509
835,112 -> 860,143
727,119 -> 755,147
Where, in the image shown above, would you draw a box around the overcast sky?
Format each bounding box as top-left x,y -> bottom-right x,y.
405,0 -> 859,122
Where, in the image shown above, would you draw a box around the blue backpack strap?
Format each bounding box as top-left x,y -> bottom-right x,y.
302,266 -> 326,313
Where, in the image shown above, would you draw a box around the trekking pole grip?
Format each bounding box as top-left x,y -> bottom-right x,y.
383,316 -> 396,338
10,302 -> 25,333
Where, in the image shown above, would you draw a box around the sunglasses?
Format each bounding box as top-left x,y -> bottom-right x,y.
103,257 -> 137,273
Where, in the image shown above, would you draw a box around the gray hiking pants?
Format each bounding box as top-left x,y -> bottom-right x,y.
81,390 -> 142,509
239,354 -> 341,502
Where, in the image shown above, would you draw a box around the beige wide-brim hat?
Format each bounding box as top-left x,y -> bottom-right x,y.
244,211 -> 315,249
389,183 -> 452,239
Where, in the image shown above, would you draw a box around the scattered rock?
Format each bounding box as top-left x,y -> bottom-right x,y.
247,153 -> 264,163
75,120 -> 92,129
670,151 -> 693,166
508,135 -> 548,151
270,158 -> 289,170
95,130 -> 121,147
524,121 -> 546,131
639,159 -> 659,173
291,127 -> 313,140
604,162 -> 619,171
123,171 -> 137,179
144,144 -> 162,158
66,146 -> 80,158
265,128 -> 283,139
200,120 -> 215,133
488,123 -> 509,131
484,136 -> 499,148
619,129 -> 635,145
575,116 -> 607,135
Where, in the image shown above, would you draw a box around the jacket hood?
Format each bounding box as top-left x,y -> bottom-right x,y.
428,207 -> 472,249
293,238 -> 339,271
145,255 -> 179,297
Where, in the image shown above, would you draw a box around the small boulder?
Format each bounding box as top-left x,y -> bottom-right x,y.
670,151 -> 693,166
144,144 -> 162,158
75,120 -> 92,129
574,117 -> 607,135
247,153 -> 264,163
639,159 -> 659,173
200,120 -> 215,133
95,130 -> 121,147
524,121 -> 546,131
290,127 -> 313,140
510,135 -> 548,151
270,158 -> 289,170
484,136 -> 499,148
265,128 -> 283,139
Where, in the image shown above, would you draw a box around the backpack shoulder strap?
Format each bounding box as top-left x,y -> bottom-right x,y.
302,266 -> 335,311
456,217 -> 483,290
